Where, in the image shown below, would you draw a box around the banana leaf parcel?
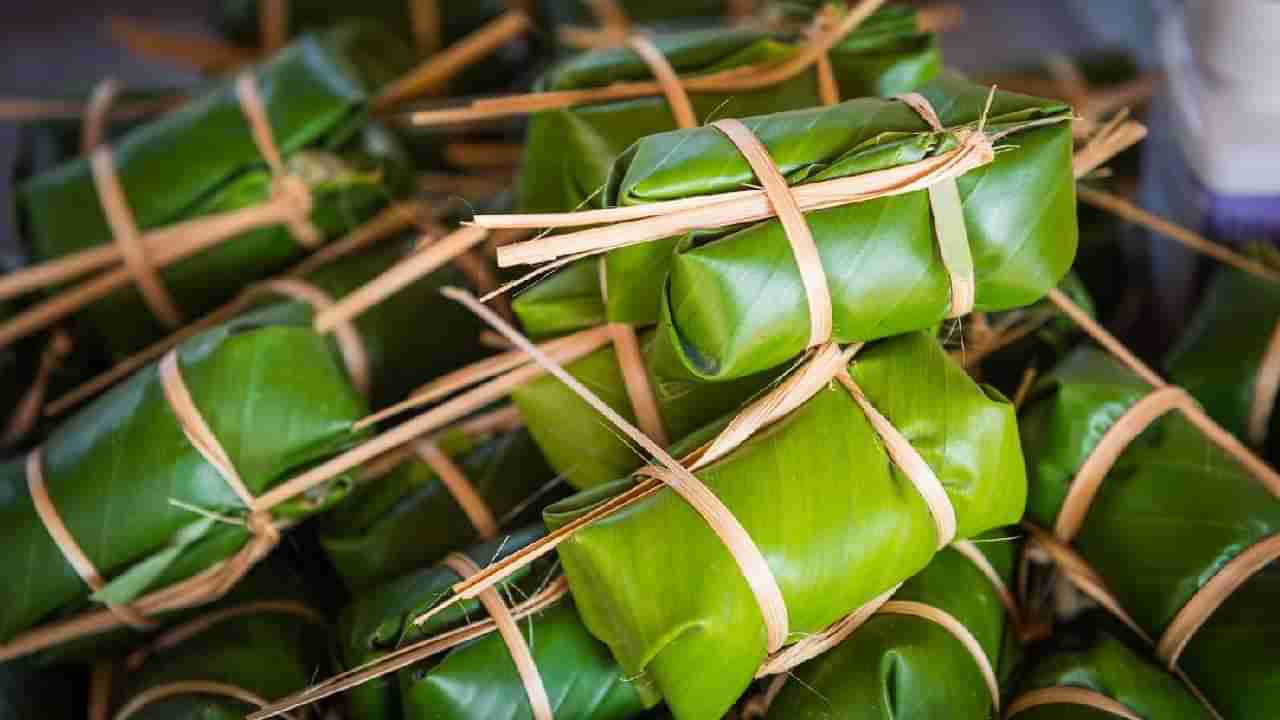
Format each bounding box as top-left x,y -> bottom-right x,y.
513,7 -> 941,337
497,75 -> 1075,381
16,23 -> 415,359
319,415 -> 557,591
545,330 -> 1026,719
1166,261 -> 1280,465
0,320 -> 368,663
1008,614 -> 1212,720
339,526 -> 649,720
96,560 -> 333,720
1021,346 -> 1280,720
759,537 -> 1020,720
511,328 -> 774,490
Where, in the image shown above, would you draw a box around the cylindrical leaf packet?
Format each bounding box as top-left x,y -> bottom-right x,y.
339,526 -> 651,720
1008,614 -> 1213,720
0,321 -> 368,662
760,538 -> 1020,719
514,6 -> 941,336
546,331 -> 1026,719
1021,345 -> 1280,719
16,24 -> 415,358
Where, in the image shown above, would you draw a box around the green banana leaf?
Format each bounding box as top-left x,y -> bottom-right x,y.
514,6 -> 941,336
0,660 -> 86,720
0,321 -> 368,660
17,23 -> 416,359
318,424 -> 557,591
546,331 -> 1027,719
339,526 -> 650,720
533,75 -> 1074,381
511,328 -> 774,490
102,556 -> 334,720
1166,259 -> 1280,464
1021,346 -> 1280,719
1011,613 -> 1212,720
763,536 -> 1020,719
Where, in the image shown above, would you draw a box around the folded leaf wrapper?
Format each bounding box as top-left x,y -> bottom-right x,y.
17,24 -> 415,358
319,423 -> 556,591
597,76 -> 1074,381
514,8 -> 941,336
1166,262 -> 1280,464
0,322 -> 367,661
1010,615 -> 1212,720
339,527 -> 649,720
1022,346 -> 1280,719
100,561 -> 333,720
546,331 -> 1026,719
511,328 -> 773,490
763,538 -> 1020,719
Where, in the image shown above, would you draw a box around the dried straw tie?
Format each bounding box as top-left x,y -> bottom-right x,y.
1006,687 -> 1144,720
442,553 -> 554,720
87,601 -> 323,720
0,350 -> 290,662
415,441 -> 500,540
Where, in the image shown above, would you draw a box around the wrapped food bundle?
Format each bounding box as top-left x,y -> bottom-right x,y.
339,526 -> 649,720
514,6 -> 941,337
14,23 -> 416,358
93,560 -> 333,720
512,327 -> 774,489
547,331 -> 1026,719
1166,258 -> 1280,464
494,75 -> 1076,381
1021,345 -> 1280,719
319,409 -> 557,590
0,321 -> 367,663
1008,615 -> 1213,719
757,537 -> 1021,720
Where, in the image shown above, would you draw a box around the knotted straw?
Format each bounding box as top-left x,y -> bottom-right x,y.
0,73 -> 323,350
442,553 -> 553,720
0,349 -> 295,662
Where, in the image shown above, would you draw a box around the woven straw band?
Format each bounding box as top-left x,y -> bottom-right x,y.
1250,320 -> 1280,446
87,73 -> 319,330
442,553 -> 553,720
414,441 -> 500,540
1006,687 -> 1142,720
257,277 -> 371,398
709,98 -> 973,349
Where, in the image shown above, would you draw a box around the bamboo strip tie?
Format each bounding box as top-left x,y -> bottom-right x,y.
114,682 -> 290,720
626,35 -> 697,129
1252,323 -> 1280,445
442,553 -> 553,720
0,330 -> 72,448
